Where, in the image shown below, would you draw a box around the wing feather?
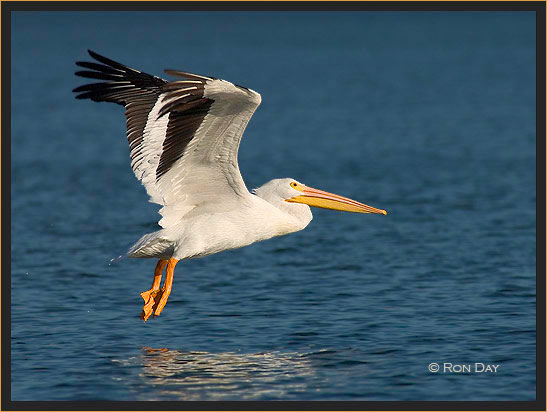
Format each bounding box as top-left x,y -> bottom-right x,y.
74,51 -> 262,228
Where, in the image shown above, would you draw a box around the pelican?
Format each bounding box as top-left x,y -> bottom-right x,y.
74,50 -> 387,321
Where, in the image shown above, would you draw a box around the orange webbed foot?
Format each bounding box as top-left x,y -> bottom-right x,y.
140,259 -> 168,321
151,288 -> 170,317
151,258 -> 178,318
139,258 -> 178,321
141,289 -> 163,321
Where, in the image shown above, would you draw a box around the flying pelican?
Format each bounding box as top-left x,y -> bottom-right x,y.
74,50 -> 387,321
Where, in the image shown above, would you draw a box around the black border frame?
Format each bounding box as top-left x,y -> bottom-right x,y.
1,2 -> 545,411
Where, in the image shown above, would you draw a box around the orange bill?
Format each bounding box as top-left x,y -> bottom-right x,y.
286,184 -> 387,215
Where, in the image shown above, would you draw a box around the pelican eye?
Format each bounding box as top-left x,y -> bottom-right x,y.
290,182 -> 298,188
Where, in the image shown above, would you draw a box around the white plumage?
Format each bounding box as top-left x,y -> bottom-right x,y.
74,51 -> 386,320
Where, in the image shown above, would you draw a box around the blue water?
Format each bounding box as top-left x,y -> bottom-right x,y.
10,11 -> 536,401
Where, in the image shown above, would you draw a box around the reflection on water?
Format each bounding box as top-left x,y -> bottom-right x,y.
118,347 -> 324,400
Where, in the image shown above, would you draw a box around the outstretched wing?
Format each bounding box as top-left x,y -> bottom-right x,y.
74,51 -> 261,228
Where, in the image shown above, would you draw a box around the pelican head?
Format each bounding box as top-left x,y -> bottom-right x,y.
253,178 -> 386,225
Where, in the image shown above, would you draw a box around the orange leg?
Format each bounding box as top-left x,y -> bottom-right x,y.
152,257 -> 179,317
140,259 -> 168,321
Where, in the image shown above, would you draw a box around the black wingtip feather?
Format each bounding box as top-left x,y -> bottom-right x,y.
75,70 -> 122,81
76,61 -> 123,74
73,50 -> 166,103
87,50 -> 135,73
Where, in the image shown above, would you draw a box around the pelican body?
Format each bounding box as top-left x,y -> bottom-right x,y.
74,51 -> 386,321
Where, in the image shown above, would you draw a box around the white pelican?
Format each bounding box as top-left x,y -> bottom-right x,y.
74,50 -> 387,321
